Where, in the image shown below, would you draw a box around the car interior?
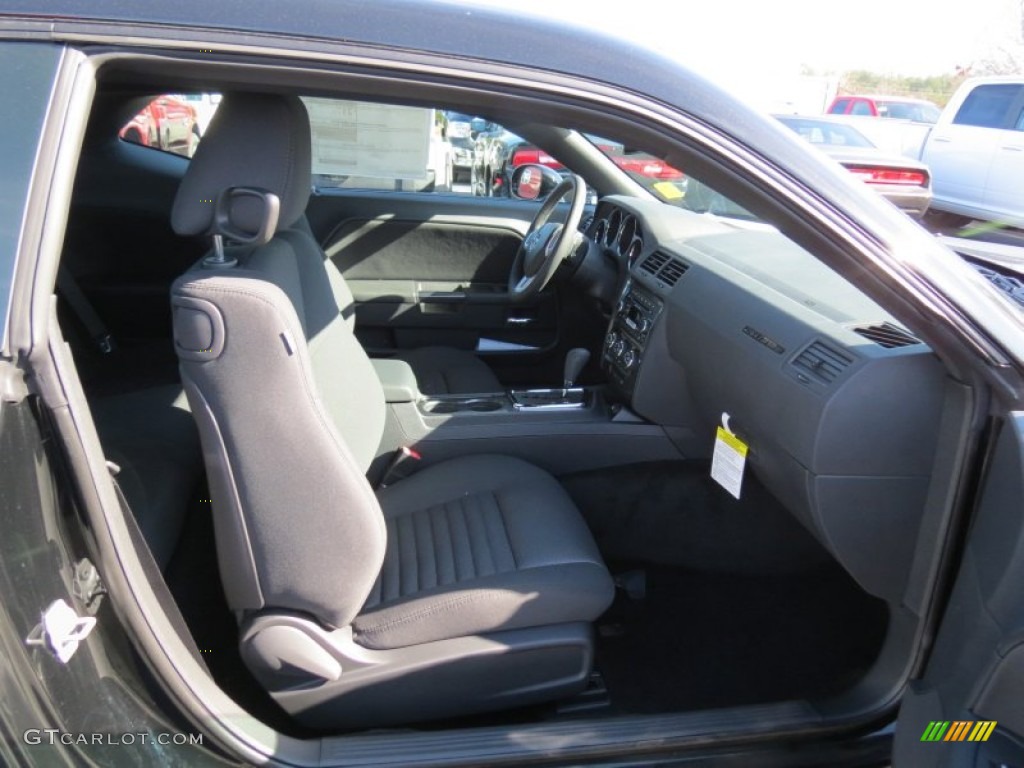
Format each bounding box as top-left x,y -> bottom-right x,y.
52,54 -> 972,744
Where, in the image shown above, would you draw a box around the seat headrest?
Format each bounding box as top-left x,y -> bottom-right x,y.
171,93 -> 311,237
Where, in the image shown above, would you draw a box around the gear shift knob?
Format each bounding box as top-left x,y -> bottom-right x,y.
563,347 -> 590,391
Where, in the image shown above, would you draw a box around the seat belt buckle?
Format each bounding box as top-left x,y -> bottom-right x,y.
377,446 -> 422,489
95,333 -> 116,355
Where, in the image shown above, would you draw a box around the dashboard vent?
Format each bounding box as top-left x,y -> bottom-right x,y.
853,322 -> 920,349
638,251 -> 669,276
792,341 -> 854,383
659,259 -> 689,286
639,251 -> 690,287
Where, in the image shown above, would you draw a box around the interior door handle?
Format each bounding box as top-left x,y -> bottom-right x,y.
506,316 -> 536,325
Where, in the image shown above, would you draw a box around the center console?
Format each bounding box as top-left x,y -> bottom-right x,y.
421,388 -> 587,414
602,280 -> 663,398
374,295 -> 682,479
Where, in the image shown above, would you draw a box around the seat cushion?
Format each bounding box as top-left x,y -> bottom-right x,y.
355,455 -> 614,650
90,384 -> 202,569
388,346 -> 501,395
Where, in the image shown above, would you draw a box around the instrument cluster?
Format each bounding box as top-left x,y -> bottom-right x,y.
592,204 -> 644,269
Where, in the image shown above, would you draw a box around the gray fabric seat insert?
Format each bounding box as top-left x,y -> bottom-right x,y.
357,454 -> 614,650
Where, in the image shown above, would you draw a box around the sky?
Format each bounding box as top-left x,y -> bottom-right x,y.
456,0 -> 1022,90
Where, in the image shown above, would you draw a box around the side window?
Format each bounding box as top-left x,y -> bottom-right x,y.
304,98 -> 528,199
119,94 -> 210,158
829,99 -> 850,114
953,84 -> 1024,129
850,100 -> 872,116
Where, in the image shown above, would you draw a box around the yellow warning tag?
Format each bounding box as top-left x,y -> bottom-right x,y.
711,426 -> 748,499
652,181 -> 684,200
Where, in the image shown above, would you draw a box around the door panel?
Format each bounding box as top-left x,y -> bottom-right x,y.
983,94 -> 1024,221
325,219 -> 520,282
306,189 -> 561,358
984,137 -> 1024,221
924,125 -> 999,214
893,414 -> 1024,767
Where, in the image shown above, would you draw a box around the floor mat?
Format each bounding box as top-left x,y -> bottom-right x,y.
595,563 -> 889,713
561,461 -> 832,574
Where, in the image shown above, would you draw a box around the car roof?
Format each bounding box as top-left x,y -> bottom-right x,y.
0,0 -> 932,264
0,0 -> 643,72
0,5 -> 835,164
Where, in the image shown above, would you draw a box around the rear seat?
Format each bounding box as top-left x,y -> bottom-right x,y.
89,384 -> 202,569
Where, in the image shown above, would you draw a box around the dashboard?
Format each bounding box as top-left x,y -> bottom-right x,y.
586,196 -> 948,603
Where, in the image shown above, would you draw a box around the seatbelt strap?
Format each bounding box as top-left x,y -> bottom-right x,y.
56,266 -> 116,354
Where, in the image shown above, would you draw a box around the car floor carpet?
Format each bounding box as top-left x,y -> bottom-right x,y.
595,562 -> 889,714
560,460 -> 833,574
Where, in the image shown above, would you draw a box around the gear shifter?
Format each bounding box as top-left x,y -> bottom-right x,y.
562,347 -> 591,394
509,347 -> 591,409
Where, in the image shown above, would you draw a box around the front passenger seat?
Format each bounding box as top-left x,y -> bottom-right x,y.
172,100 -> 499,397
169,93 -> 614,729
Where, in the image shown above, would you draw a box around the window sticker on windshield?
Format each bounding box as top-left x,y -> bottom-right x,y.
711,421 -> 748,499
652,181 -> 684,200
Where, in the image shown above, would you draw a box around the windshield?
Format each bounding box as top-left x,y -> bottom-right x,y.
588,135 -> 758,220
877,100 -> 942,123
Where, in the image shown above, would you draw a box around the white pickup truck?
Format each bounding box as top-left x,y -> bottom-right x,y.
829,77 -> 1024,227
920,76 -> 1024,226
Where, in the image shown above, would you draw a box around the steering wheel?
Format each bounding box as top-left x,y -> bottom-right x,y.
508,173 -> 586,302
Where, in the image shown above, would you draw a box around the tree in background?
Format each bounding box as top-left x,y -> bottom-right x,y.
830,0 -> 1024,106
836,71 -> 965,106
968,0 -> 1024,75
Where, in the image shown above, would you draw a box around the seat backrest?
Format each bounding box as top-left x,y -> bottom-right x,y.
169,93 -> 386,629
